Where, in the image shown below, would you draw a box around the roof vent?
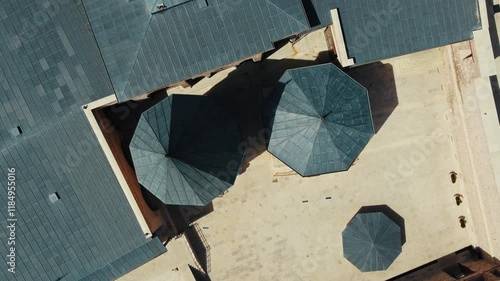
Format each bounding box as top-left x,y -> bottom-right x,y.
49,192 -> 60,203
152,0 -> 195,14
10,126 -> 22,137
152,3 -> 168,14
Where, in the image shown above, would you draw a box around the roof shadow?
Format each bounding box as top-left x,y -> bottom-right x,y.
101,90 -> 167,168
204,51 -> 333,175
99,91 -> 217,240
346,62 -> 399,134
356,204 -> 406,245
189,264 -> 212,281
185,223 -> 211,273
301,0 -> 321,27
489,75 -> 500,124
486,0 -> 500,58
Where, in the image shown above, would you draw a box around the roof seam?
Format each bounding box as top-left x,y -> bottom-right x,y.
266,0 -> 308,29
121,4 -> 157,99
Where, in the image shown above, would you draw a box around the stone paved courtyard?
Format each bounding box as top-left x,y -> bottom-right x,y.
119,42 -> 478,280
198,48 -> 472,281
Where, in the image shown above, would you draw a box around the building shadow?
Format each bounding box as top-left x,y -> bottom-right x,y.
101,90 -> 167,168
101,91 -> 216,242
204,51 -> 333,174
489,75 -> 500,123
346,62 -> 399,134
144,189 -> 215,240
356,204 -> 406,245
185,223 -> 211,273
203,53 -> 397,173
164,203 -> 214,234
152,202 -> 215,243
189,265 -> 212,281
301,0 -> 321,27
486,0 -> 500,58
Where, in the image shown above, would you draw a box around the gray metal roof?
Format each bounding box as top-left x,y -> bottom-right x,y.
0,1 -> 165,280
130,94 -> 244,206
342,212 -> 402,272
83,0 -> 310,102
263,63 -> 374,176
307,0 -> 481,64
80,0 -> 481,100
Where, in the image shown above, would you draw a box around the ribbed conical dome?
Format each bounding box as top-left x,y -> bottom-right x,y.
263,63 -> 374,176
342,212 -> 402,272
130,94 -> 244,206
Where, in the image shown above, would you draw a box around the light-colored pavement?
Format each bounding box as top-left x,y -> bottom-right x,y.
117,236 -> 196,281
162,47 -> 473,281
457,0 -> 500,258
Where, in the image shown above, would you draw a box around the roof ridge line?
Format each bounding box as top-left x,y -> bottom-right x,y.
284,74 -> 321,117
301,121 -> 322,173
170,158 -> 220,205
323,122 -> 364,159
268,114 -> 320,149
321,69 -> 336,115
185,161 -> 228,200
121,4 -> 159,99
79,0 -> 118,97
266,0 -> 309,29
318,121 -> 353,168
166,157 -> 196,205
151,97 -> 173,153
325,118 -> 372,140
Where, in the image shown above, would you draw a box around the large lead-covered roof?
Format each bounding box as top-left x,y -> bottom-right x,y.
84,0 -> 310,101
0,1 -> 165,280
78,0 -> 479,101
307,0 -> 481,64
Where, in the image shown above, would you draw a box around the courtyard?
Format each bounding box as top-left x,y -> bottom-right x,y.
118,30 -> 479,281
195,50 -> 471,281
